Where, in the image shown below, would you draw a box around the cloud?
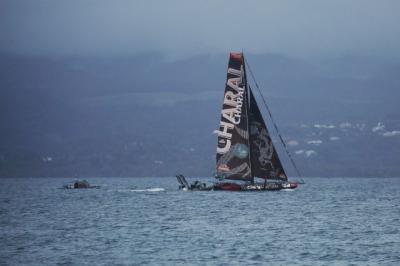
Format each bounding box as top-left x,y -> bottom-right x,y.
295,149 -> 317,157
287,140 -> 299,146
305,150 -> 317,157
307,140 -> 323,146
314,124 -> 335,129
1,0 -> 400,59
339,122 -> 352,129
382,131 -> 400,137
372,122 -> 385,132
329,136 -> 340,141
356,123 -> 366,131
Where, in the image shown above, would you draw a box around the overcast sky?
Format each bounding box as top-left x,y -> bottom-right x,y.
1,0 -> 400,59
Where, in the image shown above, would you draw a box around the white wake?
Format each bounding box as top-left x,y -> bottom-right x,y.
129,188 -> 165,192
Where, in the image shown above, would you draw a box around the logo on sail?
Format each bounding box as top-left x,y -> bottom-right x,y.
217,164 -> 230,172
251,122 -> 274,169
214,64 -> 245,154
233,144 -> 249,159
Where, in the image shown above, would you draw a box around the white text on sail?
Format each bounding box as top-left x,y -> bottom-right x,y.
214,66 -> 245,154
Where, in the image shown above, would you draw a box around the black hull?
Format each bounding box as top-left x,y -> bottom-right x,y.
176,175 -> 298,192
213,182 -> 283,191
63,185 -> 100,189
180,183 -> 284,192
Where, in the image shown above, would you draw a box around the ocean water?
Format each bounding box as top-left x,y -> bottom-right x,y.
0,177 -> 399,266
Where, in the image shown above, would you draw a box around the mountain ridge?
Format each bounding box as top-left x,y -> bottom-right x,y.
1,53 -> 399,177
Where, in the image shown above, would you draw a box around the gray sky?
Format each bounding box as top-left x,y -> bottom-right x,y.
1,0 -> 400,59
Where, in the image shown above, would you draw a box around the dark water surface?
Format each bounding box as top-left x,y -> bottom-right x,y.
0,177 -> 399,265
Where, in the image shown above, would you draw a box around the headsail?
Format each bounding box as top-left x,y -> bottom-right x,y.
248,88 -> 287,181
214,53 -> 252,181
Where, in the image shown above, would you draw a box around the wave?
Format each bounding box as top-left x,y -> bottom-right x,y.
281,188 -> 295,192
119,188 -> 166,192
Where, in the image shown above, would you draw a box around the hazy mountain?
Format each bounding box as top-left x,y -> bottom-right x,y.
0,53 -> 399,177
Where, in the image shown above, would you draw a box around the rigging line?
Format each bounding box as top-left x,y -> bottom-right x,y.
244,58 -> 302,178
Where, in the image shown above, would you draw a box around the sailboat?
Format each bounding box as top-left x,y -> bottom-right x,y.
177,52 -> 299,191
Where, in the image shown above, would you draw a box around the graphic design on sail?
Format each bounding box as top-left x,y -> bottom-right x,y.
248,88 -> 288,181
214,53 -> 251,181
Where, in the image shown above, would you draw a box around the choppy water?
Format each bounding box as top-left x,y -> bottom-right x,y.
0,177 -> 399,265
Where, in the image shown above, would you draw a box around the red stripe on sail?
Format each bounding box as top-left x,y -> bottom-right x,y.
230,52 -> 243,62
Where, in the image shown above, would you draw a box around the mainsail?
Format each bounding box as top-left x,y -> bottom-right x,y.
214,53 -> 252,181
215,52 -> 288,182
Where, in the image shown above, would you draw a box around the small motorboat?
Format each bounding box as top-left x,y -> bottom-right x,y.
63,180 -> 100,189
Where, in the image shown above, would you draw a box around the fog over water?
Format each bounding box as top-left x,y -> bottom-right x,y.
1,0 -> 400,59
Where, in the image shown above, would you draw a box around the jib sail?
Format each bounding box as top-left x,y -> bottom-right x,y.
248,88 -> 287,181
